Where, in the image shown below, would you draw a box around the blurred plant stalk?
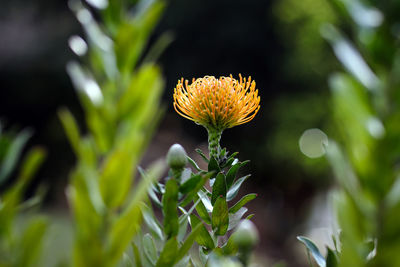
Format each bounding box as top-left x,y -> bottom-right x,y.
60,0 -> 168,266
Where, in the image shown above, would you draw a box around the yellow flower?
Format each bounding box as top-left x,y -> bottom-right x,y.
173,75 -> 261,131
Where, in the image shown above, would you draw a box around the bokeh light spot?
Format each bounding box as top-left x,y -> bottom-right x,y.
299,128 -> 328,158
68,35 -> 88,56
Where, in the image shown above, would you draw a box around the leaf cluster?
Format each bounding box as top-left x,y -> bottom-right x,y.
131,146 -> 258,267
0,125 -> 47,267
59,0 -> 168,266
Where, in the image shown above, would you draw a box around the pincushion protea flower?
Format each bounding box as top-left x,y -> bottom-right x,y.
173,75 -> 260,160
173,75 -> 260,131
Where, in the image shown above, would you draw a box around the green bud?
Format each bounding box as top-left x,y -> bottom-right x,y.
166,144 -> 188,169
232,220 -> 259,249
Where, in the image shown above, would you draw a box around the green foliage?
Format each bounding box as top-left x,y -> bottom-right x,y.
60,0 -> 167,266
0,127 -> 32,185
274,0 -> 338,80
127,141 -> 259,266
211,196 -> 229,236
211,173 -> 227,205
162,179 -> 179,238
299,0 -> 400,266
297,236 -> 339,267
0,127 -> 48,267
297,236 -> 327,267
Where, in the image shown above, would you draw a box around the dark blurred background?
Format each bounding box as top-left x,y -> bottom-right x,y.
0,0 -> 340,265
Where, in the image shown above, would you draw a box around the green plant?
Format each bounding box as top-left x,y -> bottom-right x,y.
60,0 -> 167,266
127,75 -> 261,266
298,0 -> 400,266
0,124 -> 47,267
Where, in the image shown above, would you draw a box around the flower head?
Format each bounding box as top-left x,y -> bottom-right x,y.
173,75 -> 260,131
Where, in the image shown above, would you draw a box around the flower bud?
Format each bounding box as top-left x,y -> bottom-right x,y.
166,144 -> 188,169
232,220 -> 259,249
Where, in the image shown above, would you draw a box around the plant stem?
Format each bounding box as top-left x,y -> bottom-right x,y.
207,128 -> 222,160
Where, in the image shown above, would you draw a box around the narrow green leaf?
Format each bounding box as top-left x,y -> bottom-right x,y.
58,108 -> 81,157
197,190 -> 213,213
143,234 -> 157,265
195,198 -> 211,224
132,242 -> 142,267
190,258 -> 201,267
122,253 -> 134,267
2,146 -> 47,224
221,152 -> 239,169
108,160 -> 164,265
246,214 -> 255,220
228,207 -> 248,231
175,256 -> 190,267
211,172 -> 227,205
108,205 -> 141,265
99,146 -> 136,208
177,198 -> 201,243
176,223 -> 202,262
195,148 -> 209,163
155,237 -> 178,267
117,1 -> 164,73
143,31 -> 174,64
229,193 -> 257,213
189,214 -> 215,250
187,156 -> 203,171
297,236 -> 326,267
323,25 -> 379,92
225,162 -> 240,190
180,172 -> 212,207
142,206 -> 163,241
179,198 -> 201,225
147,185 -> 162,208
123,253 -> 134,267
16,217 -> 48,267
128,160 -> 165,210
79,166 -> 107,215
18,147 -> 46,184
226,160 -> 249,189
212,196 -> 229,236
325,141 -> 360,197
180,174 -> 202,194
162,178 -> 179,238
199,246 -> 208,265
226,175 -> 250,201
208,156 -> 220,172
177,211 -> 188,243
326,247 -> 338,267
180,168 -> 192,184
0,129 -> 32,185
18,185 -> 48,212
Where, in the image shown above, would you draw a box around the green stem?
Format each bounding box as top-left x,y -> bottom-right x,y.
207,128 -> 223,160
171,168 -> 183,182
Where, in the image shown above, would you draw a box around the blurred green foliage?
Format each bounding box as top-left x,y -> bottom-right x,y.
298,0 -> 400,266
0,125 -> 47,267
274,0 -> 338,80
59,0 -> 167,266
